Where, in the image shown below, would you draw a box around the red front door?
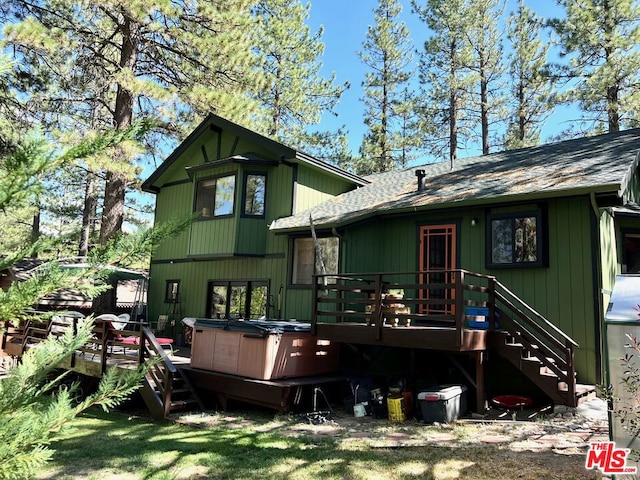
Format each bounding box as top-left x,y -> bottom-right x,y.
419,224 -> 457,315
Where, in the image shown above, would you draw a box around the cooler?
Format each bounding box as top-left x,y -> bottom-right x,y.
418,385 -> 467,423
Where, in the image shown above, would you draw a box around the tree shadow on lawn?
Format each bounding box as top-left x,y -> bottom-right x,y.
39,408 -> 600,480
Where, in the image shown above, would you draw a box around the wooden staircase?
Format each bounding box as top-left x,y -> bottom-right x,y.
139,344 -> 205,420
100,324 -> 206,420
492,330 -> 596,406
490,280 -> 597,407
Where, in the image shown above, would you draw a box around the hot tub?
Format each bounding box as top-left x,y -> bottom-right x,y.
187,318 -> 340,380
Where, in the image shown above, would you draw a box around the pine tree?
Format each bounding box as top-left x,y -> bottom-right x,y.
358,0 -> 416,174
297,127 -> 354,169
464,0 -> 507,155
413,0 -> 474,167
504,0 -> 554,149
0,124 -> 190,479
2,0 -> 262,249
252,0 -> 348,152
550,0 -> 640,134
0,117 -> 195,478
3,0 -> 264,312
0,321 -> 146,480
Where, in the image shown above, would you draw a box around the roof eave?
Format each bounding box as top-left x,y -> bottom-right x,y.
270,184 -> 623,234
294,151 -> 369,187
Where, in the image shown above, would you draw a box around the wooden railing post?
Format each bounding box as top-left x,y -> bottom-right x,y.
374,273 -> 384,340
69,316 -> 78,368
163,365 -> 173,417
312,274 -> 318,335
100,321 -> 108,374
455,270 -> 465,347
566,341 -> 576,403
487,276 -> 496,332
138,328 -> 146,365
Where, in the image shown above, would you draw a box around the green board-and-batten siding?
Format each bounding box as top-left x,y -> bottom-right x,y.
146,127 -> 361,329
294,166 -> 354,214
339,195 -> 599,384
148,255 -> 286,320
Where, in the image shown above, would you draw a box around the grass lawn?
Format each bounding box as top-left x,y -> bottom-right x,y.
36,407 -> 601,480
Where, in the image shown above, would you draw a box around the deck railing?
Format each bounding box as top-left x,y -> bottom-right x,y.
4,314 -> 176,418
312,269 -> 578,399
313,270 -> 495,344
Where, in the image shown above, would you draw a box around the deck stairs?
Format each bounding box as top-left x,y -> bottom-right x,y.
492,330 -> 596,406
139,355 -> 205,420
102,325 -> 206,420
490,280 -> 597,407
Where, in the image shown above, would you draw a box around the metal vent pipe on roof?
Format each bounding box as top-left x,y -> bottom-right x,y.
415,169 -> 426,192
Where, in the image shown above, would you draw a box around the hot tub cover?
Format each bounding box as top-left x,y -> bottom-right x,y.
187,318 -> 312,334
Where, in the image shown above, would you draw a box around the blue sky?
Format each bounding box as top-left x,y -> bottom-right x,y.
306,0 -> 569,160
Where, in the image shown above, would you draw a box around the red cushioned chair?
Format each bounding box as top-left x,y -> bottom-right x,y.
121,335 -> 174,354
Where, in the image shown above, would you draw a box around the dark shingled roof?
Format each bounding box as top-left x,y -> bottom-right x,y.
270,128 -> 640,232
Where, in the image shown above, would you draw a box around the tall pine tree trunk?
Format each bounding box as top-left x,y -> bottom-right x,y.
517,77 -> 526,143
448,40 -> 458,170
480,69 -> 489,155
93,12 -> 139,314
79,174 -> 97,257
604,1 -> 620,133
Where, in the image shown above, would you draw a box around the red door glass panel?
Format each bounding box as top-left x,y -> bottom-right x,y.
419,224 -> 457,315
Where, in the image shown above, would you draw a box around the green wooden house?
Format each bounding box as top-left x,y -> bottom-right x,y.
144,114 -> 640,411
141,113 -> 367,332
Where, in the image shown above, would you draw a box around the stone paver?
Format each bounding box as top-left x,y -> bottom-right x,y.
173,398 -> 611,455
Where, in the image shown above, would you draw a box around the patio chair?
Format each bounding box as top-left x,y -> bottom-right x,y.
94,314 -> 126,351
110,314 -> 173,354
112,313 -> 130,331
121,334 -> 174,355
51,311 -> 86,335
154,314 -> 169,336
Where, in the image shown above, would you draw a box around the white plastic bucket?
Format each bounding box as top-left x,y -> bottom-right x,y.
353,403 -> 367,417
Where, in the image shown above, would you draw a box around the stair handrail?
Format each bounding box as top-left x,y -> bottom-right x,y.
139,326 -> 176,417
491,278 -> 577,402
493,279 -> 578,348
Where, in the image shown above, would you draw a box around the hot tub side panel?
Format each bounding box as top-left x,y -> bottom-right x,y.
191,326 -> 340,380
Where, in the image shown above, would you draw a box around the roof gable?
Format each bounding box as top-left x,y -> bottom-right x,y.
142,113 -> 367,193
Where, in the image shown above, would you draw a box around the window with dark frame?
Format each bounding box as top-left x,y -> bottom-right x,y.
487,209 -> 545,268
243,173 -> 266,216
291,236 -> 339,285
206,280 -> 269,319
622,231 -> 640,273
165,280 -> 180,303
194,174 -> 236,218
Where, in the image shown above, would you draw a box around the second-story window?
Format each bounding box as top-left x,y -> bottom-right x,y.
243,173 -> 266,216
195,174 -> 236,218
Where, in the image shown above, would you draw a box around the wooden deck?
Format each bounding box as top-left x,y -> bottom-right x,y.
1,318 -> 348,416
2,269 -> 595,416
311,270 -> 593,410
314,322 -> 488,351
312,270 -> 497,352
